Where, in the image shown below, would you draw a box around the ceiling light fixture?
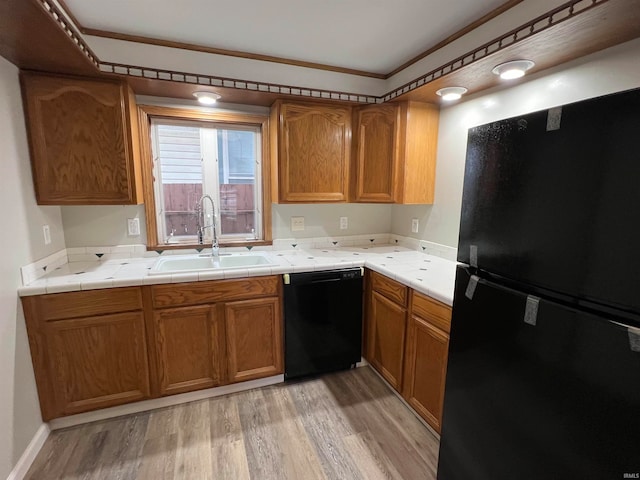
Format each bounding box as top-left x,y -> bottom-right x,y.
492,60 -> 535,80
436,87 -> 468,101
193,91 -> 221,105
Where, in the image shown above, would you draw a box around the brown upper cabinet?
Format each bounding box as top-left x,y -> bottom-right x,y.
20,72 -> 143,205
352,101 -> 439,204
270,100 -> 351,203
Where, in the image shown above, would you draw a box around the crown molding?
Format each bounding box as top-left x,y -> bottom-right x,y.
4,0 -> 639,106
58,0 -> 523,80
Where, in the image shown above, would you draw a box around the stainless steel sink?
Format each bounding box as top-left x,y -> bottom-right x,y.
149,254 -> 273,275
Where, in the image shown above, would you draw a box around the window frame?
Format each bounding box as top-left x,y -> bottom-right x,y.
138,104 -> 272,250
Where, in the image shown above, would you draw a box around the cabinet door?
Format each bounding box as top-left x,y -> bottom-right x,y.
225,297 -> 283,383
403,315 -> 449,433
395,101 -> 439,204
278,102 -> 351,202
45,312 -> 149,417
354,104 -> 398,202
21,73 -> 140,205
367,291 -> 407,391
150,305 -> 224,396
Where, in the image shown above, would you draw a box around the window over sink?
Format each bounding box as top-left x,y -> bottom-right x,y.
138,105 -> 272,249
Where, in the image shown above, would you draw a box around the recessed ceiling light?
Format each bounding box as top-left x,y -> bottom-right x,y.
492,60 -> 535,80
193,91 -> 221,105
436,87 -> 468,101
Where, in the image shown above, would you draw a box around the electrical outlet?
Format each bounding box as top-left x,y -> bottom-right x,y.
42,224 -> 51,245
340,216 -> 348,230
411,218 -> 419,233
291,216 -> 305,232
127,218 -> 141,236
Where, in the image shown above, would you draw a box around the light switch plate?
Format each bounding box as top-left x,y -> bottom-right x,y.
291,216 -> 305,232
340,216 -> 348,230
411,218 -> 419,233
127,218 -> 141,236
42,225 -> 51,245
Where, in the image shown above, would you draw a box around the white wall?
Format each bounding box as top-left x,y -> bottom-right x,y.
0,57 -> 66,479
392,38 -> 640,247
272,203 -> 392,239
61,203 -> 392,246
62,204 -> 146,247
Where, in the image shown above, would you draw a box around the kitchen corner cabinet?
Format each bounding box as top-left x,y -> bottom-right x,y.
366,271 -> 409,391
270,100 -> 351,203
21,288 -> 150,421
402,291 -> 451,433
364,270 -> 451,433
352,101 -> 439,204
20,72 -> 143,205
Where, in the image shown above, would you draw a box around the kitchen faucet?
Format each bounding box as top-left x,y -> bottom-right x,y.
196,194 -> 219,258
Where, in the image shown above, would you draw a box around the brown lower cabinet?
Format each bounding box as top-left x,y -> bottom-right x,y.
367,291 -> 407,391
225,297 -> 282,383
22,276 -> 284,420
44,312 -> 150,418
148,305 -> 225,396
365,271 -> 451,433
402,293 -> 451,433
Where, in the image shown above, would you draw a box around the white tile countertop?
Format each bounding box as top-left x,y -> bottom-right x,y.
18,245 -> 458,306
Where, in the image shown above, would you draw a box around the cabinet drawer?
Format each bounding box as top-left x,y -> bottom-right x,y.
371,271 -> 408,306
151,276 -> 280,308
35,287 -> 143,322
411,291 -> 451,333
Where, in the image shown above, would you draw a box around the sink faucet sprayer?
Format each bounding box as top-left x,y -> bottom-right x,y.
196,194 -> 219,258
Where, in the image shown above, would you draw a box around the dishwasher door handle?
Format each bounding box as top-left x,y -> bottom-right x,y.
307,277 -> 343,285
283,275 -> 343,286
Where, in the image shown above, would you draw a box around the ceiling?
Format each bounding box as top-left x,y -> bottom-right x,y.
62,0 -> 512,75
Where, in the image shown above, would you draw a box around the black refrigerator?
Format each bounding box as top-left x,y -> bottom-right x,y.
437,88 -> 640,479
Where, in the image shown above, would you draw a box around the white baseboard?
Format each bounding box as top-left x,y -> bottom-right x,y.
49,374 -> 284,430
6,423 -> 51,480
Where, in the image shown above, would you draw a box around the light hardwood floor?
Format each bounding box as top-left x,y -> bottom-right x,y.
26,367 -> 440,479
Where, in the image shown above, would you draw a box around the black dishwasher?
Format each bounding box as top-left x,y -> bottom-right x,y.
283,268 -> 363,380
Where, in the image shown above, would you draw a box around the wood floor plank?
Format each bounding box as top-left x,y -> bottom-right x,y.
208,393 -> 243,446
135,433 -> 178,480
236,388 -> 286,479
262,386 -> 327,480
24,427 -> 83,480
322,369 -> 438,480
289,379 -> 365,480
172,400 -> 213,480
354,368 -> 440,469
24,367 -> 440,480
211,439 -> 251,480
144,404 -> 179,440
59,421 -> 113,479
343,430 -> 404,480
